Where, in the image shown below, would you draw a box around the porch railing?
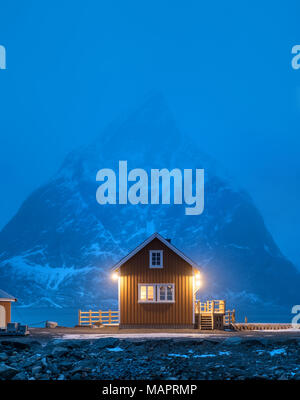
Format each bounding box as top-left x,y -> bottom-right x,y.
195,300 -> 226,314
78,309 -> 119,326
195,300 -> 235,326
224,309 -> 235,326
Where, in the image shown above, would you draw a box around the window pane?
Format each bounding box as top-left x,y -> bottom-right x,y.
140,286 -> 146,300
159,286 -> 166,301
151,253 -> 156,265
148,286 -> 154,301
167,285 -> 173,301
150,251 -> 162,266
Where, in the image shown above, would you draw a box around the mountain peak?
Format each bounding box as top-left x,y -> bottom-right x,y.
0,96 -> 299,323
116,91 -> 176,137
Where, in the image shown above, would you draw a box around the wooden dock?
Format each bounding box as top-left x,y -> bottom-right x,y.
232,323 -> 292,331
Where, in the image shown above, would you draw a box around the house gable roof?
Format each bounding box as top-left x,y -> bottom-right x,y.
111,232 -> 199,271
0,289 -> 17,302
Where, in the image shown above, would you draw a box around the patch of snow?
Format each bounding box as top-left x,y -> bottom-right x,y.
193,354 -> 216,358
0,256 -> 96,290
40,297 -> 63,309
56,219 -> 75,233
83,243 -> 116,258
219,351 -> 231,356
22,247 -> 47,258
254,328 -> 299,332
168,353 -> 189,358
107,347 -> 124,352
60,333 -> 229,340
17,297 -> 64,309
269,348 -> 286,357
126,228 -> 148,243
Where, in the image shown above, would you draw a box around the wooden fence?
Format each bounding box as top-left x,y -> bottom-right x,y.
195,300 -> 226,314
224,309 -> 236,326
78,310 -> 119,326
79,303 -> 235,328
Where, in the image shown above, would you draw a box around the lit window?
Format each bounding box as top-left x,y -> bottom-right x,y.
149,250 -> 163,268
148,285 -> 154,301
140,285 -> 146,301
138,284 -> 175,303
138,285 -> 156,302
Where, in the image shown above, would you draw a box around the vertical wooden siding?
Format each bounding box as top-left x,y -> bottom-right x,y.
120,238 -> 194,326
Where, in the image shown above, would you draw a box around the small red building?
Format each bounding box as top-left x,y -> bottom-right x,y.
0,289 -> 17,328
112,233 -> 201,328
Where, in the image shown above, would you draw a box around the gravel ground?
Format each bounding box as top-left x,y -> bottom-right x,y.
0,328 -> 300,380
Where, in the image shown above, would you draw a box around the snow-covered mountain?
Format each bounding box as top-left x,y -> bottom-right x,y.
0,94 -> 299,322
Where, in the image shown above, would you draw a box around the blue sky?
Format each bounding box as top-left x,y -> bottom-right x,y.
0,1 -> 300,266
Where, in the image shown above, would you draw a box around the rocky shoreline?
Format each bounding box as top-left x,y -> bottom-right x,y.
0,336 -> 299,380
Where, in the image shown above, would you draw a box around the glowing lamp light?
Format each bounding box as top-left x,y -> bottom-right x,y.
195,272 -> 202,288
112,272 -> 119,281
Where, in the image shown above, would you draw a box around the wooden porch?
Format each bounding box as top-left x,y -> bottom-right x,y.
195,300 -> 235,330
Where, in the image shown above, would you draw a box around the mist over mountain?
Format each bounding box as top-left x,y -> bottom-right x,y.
0,94 -> 298,323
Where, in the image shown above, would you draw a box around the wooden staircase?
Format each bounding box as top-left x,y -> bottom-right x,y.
199,314 -> 213,330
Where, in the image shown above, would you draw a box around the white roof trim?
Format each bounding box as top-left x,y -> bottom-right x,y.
0,298 -> 17,302
111,232 -> 199,271
0,289 -> 17,301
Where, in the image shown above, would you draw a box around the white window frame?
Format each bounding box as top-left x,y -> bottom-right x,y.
149,250 -> 163,268
157,284 -> 175,303
138,283 -> 175,303
138,284 -> 157,303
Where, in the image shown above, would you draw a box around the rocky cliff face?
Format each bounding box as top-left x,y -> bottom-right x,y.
0,95 -> 298,322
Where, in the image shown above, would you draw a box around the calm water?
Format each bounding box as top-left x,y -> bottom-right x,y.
13,307 -> 87,328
